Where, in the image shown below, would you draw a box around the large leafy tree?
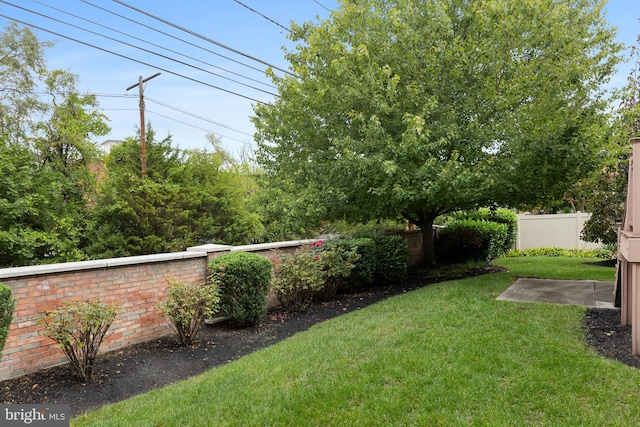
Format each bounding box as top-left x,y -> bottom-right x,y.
0,22 -> 110,266
33,70 -> 109,261
0,22 -> 50,143
578,29 -> 640,246
253,0 -> 622,263
0,141 -> 50,266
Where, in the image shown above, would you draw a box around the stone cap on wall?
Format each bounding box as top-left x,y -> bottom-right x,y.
0,251 -> 208,280
187,240 -> 319,254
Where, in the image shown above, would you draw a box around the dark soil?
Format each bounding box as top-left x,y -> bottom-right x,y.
0,264 -> 635,417
584,308 -> 640,369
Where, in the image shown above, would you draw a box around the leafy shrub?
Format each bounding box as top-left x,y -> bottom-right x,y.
208,252 -> 272,327
0,283 -> 16,360
450,208 -> 517,254
40,298 -> 119,382
314,244 -> 360,301
271,247 -> 323,310
437,220 -> 509,264
271,241 -> 358,310
353,232 -> 409,283
505,247 -> 614,259
322,238 -> 375,290
157,278 -> 220,346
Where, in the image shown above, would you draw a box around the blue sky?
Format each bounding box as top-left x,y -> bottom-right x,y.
0,0 -> 638,155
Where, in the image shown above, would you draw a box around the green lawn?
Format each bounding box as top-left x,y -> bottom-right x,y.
73,257 -> 640,426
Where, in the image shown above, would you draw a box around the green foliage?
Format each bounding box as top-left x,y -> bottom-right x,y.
324,219 -> 408,236
0,137 -> 97,266
568,31 -> 640,246
314,243 -> 360,301
87,131 -> 261,258
271,241 -> 358,310
40,298 -> 118,382
354,232 -> 409,283
250,175 -> 321,242
437,220 -> 509,264
0,142 -> 50,267
254,0 -> 621,264
157,278 -> 220,347
0,24 -> 110,266
73,258 -> 625,427
208,252 -> 272,327
0,22 -> 51,142
323,238 -> 376,290
0,283 -> 16,360
450,208 -> 518,254
505,247 -> 614,259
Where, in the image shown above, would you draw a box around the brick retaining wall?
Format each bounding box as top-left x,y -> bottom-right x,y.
0,253 -> 207,380
0,233 -> 422,381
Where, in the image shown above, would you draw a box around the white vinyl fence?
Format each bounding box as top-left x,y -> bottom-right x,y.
515,212 -> 602,250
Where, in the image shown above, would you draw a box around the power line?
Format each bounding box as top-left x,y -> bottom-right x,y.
0,87 -> 253,139
147,110 -> 251,145
312,0 -> 332,12
145,97 -> 253,137
2,1 -> 277,96
0,13 -> 270,104
30,0 -> 276,90
232,0 -> 291,33
112,0 -> 298,78
80,0 -> 269,77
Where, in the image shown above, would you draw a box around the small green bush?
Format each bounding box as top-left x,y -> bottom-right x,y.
271,241 -> 358,310
437,219 -> 509,264
208,252 -> 272,327
322,238 -> 375,290
40,298 -> 119,382
354,232 -> 409,283
0,283 -> 16,360
314,243 -> 360,301
157,278 -> 220,346
271,245 -> 324,311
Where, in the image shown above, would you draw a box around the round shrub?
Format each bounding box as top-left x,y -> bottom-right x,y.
208,252 -> 272,327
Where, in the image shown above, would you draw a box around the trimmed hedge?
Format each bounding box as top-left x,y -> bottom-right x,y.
353,232 -> 409,283
437,219 -> 509,264
208,252 -> 272,327
0,283 -> 15,360
449,208 -> 517,255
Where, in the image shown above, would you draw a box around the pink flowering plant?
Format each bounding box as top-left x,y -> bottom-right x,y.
271,240 -> 359,310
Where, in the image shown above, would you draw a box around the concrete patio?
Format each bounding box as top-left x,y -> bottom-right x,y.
497,278 -> 616,309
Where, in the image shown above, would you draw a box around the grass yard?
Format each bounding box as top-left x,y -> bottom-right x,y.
73,256 -> 639,426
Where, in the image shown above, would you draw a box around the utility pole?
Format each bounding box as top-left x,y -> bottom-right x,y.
126,72 -> 161,177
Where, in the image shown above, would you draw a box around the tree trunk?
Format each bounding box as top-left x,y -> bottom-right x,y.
419,215 -> 437,266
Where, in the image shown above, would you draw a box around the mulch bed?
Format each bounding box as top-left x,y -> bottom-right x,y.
0,264 -> 636,417
583,307 -> 639,369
